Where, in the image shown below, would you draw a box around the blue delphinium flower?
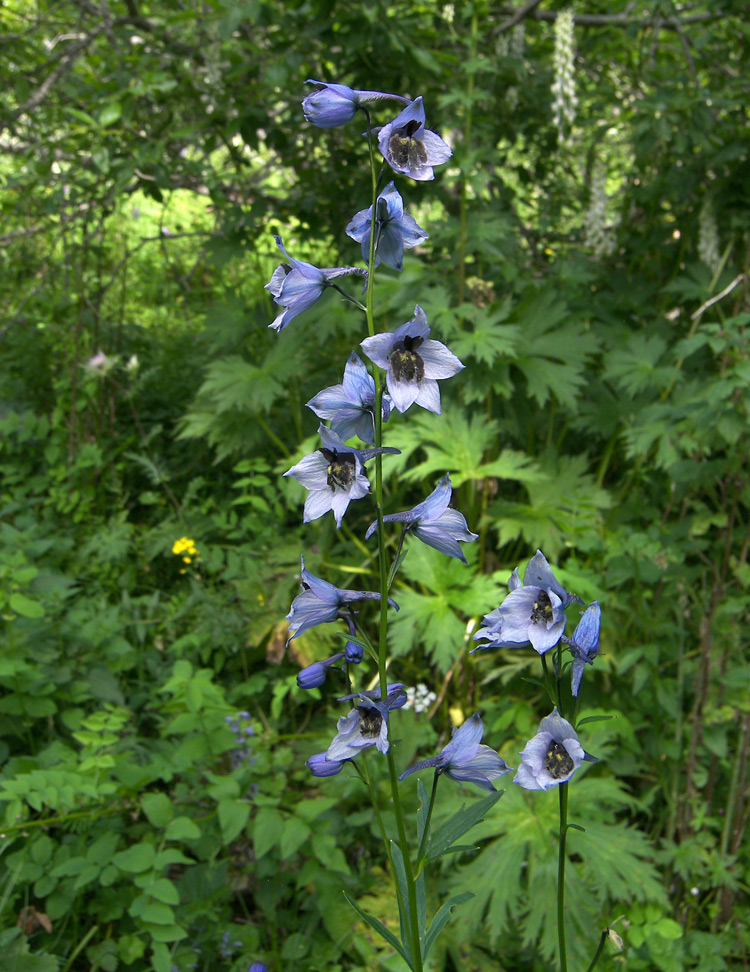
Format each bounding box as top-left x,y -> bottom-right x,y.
346,182 -> 428,272
473,550 -> 577,655
286,557 -> 398,643
337,683 -> 408,708
284,425 -> 400,528
327,686 -> 407,760
265,236 -> 366,333
306,352 -> 391,446
248,964 -> 269,972
297,652 -> 345,689
564,601 -> 601,697
360,305 -> 464,414
514,708 -> 599,791
378,97 -> 452,181
365,474 -> 477,564
302,80 -> 410,129
399,712 -> 512,792
307,752 -> 347,777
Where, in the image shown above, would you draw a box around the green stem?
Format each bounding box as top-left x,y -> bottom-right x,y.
387,748 -> 423,971
584,928 -> 609,972
364,108 -> 423,972
557,782 -> 569,972
457,2 -> 479,312
415,769 -> 440,875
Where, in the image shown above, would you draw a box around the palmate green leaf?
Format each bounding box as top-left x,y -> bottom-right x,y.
508,285 -> 601,409
449,300 -> 520,366
195,356 -> 284,416
386,408 -> 543,488
489,453 -> 612,558
601,333 -> 678,396
389,546 -> 507,671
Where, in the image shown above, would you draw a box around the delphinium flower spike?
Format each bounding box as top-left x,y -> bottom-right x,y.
400,712 -> 512,792
306,685 -> 408,777
473,549 -> 580,655
302,80 -> 411,129
360,305 -> 464,414
564,601 -> 601,697
346,181 -> 428,272
378,97 -> 453,181
365,474 -> 477,564
514,708 -> 598,791
306,352 -> 391,446
284,425 -> 400,527
265,236 -> 367,333
286,557 -> 398,644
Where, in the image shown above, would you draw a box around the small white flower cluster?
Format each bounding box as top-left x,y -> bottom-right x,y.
698,199 -> 721,274
404,683 -> 437,714
584,164 -> 618,258
551,10 -> 577,144
510,23 -> 525,60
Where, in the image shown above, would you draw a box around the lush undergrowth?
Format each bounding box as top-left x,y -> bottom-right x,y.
1,1 -> 749,970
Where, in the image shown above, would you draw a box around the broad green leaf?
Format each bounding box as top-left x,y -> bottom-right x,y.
218,798 -> 250,843
9,593 -> 45,618
165,816 -> 201,841
141,793 -> 174,828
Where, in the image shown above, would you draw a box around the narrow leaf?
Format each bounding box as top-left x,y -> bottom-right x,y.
342,892 -> 411,966
423,892 -> 475,959
576,715 -> 614,727
426,790 -> 503,862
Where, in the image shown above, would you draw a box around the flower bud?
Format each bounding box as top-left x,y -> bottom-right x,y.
302,83 -> 358,128
297,662 -> 327,689
345,640 -> 363,664
306,752 -> 345,777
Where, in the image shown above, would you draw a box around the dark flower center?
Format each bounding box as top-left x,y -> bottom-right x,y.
389,120 -> 429,170
543,740 -> 574,779
530,590 -> 554,625
357,707 -> 383,738
321,448 -> 357,491
389,335 -> 425,383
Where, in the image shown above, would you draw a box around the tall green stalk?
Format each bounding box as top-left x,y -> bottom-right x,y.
363,112 -> 424,972
557,782 -> 569,972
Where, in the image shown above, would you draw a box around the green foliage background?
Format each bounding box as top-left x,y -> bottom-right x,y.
1,0 -> 749,969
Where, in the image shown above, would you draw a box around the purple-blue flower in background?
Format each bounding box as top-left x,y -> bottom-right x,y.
327,687 -> 407,760
265,236 -> 366,333
473,550 -> 578,655
564,601 -> 601,697
378,97 -> 452,181
286,557 -> 398,643
366,474 -> 477,564
346,182 -> 428,272
306,353 -> 391,446
399,712 -> 512,791
284,425 -> 399,528
302,80 -> 410,129
514,708 -> 598,791
360,305 -> 464,414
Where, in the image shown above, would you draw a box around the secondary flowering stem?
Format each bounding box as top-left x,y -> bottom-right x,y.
557,782 -> 569,972
415,769 -> 440,874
